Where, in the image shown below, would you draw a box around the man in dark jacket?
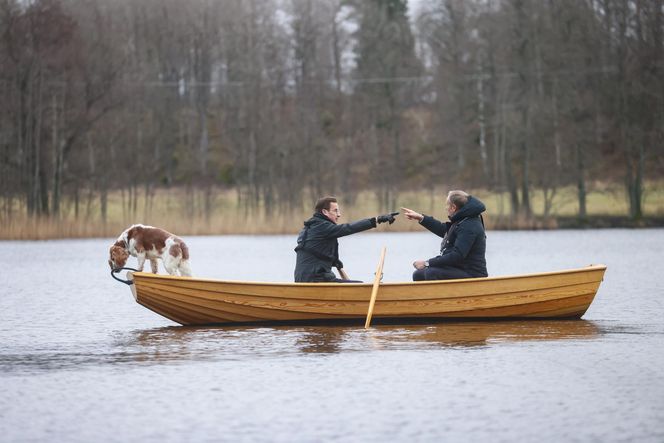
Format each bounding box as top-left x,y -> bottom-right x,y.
294,196 -> 398,282
402,190 -> 487,281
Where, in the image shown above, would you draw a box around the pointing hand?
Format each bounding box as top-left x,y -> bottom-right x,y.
376,212 -> 399,224
401,207 -> 424,222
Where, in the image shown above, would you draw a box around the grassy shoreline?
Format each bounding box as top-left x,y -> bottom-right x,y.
2,184 -> 663,240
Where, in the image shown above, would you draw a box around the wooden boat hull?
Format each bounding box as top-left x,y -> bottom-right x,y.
125,264 -> 607,326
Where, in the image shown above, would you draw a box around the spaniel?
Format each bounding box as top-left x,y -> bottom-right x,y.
109,224 -> 192,276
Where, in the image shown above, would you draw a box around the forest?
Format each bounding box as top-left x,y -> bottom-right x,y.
1,0 -> 663,235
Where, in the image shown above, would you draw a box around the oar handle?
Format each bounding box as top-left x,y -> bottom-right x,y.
337,267 -> 350,280
365,247 -> 387,329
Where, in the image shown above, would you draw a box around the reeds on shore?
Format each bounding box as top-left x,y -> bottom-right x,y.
1,183 -> 663,240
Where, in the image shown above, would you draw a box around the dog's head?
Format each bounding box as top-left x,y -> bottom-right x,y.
109,244 -> 129,270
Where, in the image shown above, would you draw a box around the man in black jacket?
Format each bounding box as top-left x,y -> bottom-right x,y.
294,196 -> 398,282
402,190 -> 487,281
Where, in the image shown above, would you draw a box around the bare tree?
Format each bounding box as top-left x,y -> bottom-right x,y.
352,0 -> 422,210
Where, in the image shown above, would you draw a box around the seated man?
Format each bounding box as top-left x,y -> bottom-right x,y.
402,190 -> 487,281
294,196 -> 397,282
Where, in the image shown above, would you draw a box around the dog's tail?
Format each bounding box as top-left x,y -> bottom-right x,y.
177,238 -> 192,277
178,239 -> 190,261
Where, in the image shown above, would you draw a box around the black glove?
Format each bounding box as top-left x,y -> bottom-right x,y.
376,212 -> 399,225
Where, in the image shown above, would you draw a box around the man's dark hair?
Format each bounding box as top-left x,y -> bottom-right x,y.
315,196 -> 337,212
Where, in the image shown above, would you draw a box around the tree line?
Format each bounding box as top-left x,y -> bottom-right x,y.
1,0 -> 662,223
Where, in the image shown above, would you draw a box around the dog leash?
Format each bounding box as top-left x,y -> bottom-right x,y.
110,267 -> 141,285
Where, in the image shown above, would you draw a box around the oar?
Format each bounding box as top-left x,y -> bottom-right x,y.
337,267 -> 350,280
365,247 -> 387,329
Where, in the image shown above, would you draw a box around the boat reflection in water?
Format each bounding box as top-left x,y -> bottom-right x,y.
292,320 -> 600,352
381,319 -> 601,348
118,320 -> 600,364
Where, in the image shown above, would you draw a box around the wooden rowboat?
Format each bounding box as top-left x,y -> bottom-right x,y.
119,264 -> 607,326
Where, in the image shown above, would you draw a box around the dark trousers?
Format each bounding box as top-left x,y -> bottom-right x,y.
310,274 -> 363,283
413,266 -> 472,281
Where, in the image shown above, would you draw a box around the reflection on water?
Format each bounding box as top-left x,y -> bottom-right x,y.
0,320 -> 603,374
292,320 -> 603,352
294,328 -> 346,354
396,320 -> 601,347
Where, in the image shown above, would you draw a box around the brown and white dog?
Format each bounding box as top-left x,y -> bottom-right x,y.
109,224 -> 192,276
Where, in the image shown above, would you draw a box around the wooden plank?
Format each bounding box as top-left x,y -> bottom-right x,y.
139,289 -> 262,323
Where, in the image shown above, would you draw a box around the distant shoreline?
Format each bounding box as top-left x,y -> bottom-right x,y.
1,215 -> 663,241
491,215 -> 664,230
2,185 -> 663,240
554,216 -> 664,229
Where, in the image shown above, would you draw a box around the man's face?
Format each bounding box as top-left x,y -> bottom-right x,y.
322,202 -> 341,224
446,199 -> 457,218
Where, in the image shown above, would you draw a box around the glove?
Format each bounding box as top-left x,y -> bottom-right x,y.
376,212 -> 399,225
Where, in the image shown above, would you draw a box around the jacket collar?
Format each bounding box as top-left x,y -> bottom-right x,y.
305,211 -> 332,226
450,196 -> 486,222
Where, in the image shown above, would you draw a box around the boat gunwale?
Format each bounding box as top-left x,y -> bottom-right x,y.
128,264 -> 607,287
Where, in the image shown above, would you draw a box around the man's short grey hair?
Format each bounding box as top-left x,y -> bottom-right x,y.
447,190 -> 469,208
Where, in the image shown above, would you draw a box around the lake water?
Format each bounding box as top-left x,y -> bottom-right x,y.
1,229 -> 663,442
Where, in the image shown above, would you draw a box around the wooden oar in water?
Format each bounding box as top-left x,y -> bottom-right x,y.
365,247 -> 387,329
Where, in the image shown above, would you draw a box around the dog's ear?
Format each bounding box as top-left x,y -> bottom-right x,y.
109,246 -> 118,269
110,245 -> 129,267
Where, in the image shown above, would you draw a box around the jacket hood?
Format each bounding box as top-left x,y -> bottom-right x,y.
450,195 -> 486,222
